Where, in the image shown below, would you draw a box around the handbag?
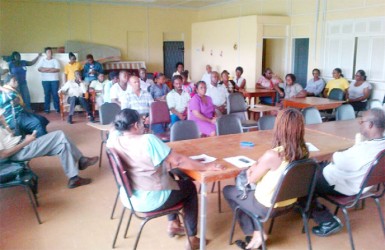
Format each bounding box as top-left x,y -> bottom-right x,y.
235,168 -> 256,200
0,162 -> 25,183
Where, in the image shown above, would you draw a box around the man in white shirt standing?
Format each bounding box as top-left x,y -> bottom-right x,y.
206,71 -> 229,116
139,68 -> 153,92
37,47 -> 61,113
201,64 -> 212,85
58,70 -> 94,124
310,108 -> 385,237
166,75 -> 191,125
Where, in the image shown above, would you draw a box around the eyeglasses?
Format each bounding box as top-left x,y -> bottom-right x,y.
359,120 -> 372,125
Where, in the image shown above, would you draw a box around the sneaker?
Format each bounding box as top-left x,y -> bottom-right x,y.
79,156 -> 99,170
67,176 -> 92,189
312,216 -> 343,237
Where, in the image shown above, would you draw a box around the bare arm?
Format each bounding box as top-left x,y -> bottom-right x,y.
0,132 -> 36,159
323,88 -> 329,98
247,149 -> 281,184
165,151 -> 223,171
295,90 -> 307,98
348,88 -> 370,102
26,53 -> 41,66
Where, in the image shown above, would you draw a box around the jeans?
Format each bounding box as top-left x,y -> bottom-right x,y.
170,114 -> 181,125
9,110 -> 49,138
17,80 -> 32,110
42,80 -> 60,112
151,123 -> 165,134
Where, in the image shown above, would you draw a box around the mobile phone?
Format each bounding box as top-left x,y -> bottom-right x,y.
239,158 -> 250,163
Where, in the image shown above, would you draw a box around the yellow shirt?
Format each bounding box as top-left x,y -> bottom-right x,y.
325,78 -> 349,96
254,146 -> 297,208
64,62 -> 83,81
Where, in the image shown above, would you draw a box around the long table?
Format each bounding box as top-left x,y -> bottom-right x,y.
306,118 -> 360,140
167,129 -> 354,249
241,88 -> 276,105
283,97 -> 345,110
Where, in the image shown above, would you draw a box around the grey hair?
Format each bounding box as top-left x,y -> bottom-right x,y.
367,108 -> 385,129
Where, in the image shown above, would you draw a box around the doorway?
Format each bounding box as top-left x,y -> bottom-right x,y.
293,38 -> 309,88
163,41 -> 184,79
262,38 -> 287,80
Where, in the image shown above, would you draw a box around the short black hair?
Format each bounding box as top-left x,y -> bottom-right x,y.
44,47 -> 52,53
172,75 -> 183,84
86,54 -> 94,60
235,66 -> 243,74
285,73 -> 296,82
175,62 -> 184,69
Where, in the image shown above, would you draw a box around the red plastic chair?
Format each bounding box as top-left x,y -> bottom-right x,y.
106,148 -> 191,249
321,149 -> 385,250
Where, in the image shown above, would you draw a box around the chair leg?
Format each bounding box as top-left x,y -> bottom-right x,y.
229,207 -> 239,245
268,218 -> 275,235
374,198 -> 385,237
334,206 -> 339,216
99,141 -> 104,168
24,186 -> 42,224
211,182 -> 216,193
133,218 -> 150,250
110,190 -> 120,220
217,181 -> 222,213
300,209 -> 312,250
341,207 -> 355,250
112,208 -> 126,248
124,212 -> 134,238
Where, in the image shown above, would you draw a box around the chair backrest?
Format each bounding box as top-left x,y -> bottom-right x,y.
99,102 -> 121,125
170,120 -> 200,141
106,148 -> 133,198
216,114 -> 243,135
270,158 -> 318,214
366,99 -> 382,110
362,149 -> 385,188
302,107 -> 322,124
328,88 -> 345,101
336,104 -> 356,121
257,115 -> 276,130
150,101 -> 171,125
227,92 -> 248,114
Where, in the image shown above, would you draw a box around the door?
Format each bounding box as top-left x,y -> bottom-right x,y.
163,41 -> 184,79
293,38 -> 309,88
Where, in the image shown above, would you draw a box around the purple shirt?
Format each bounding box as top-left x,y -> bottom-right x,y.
188,94 -> 216,136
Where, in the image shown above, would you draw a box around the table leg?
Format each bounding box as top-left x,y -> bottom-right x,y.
200,182 -> 207,250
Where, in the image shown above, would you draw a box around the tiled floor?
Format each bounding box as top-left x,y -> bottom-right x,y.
0,112 -> 384,249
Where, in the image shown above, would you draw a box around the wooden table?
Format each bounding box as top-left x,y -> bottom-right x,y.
306,119 -> 360,140
249,104 -> 280,117
241,88 -> 276,105
283,97 -> 345,110
87,122 -> 113,167
167,130 -> 354,249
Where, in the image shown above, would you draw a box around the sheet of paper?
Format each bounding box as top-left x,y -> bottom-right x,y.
224,156 -> 256,169
306,142 -> 320,152
190,154 -> 216,164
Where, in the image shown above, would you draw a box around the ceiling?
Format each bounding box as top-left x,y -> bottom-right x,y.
35,0 -> 238,9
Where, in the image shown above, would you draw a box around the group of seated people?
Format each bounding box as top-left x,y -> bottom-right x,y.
105,106 -> 385,250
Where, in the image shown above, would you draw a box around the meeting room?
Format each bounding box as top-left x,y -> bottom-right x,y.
1,0 -> 385,249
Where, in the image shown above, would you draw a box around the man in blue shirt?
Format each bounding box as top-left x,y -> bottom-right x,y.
82,54 -> 103,83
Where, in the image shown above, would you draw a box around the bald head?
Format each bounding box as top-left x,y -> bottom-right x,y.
129,76 -> 141,91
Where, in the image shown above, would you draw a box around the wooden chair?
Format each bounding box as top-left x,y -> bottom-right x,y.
59,91 -> 92,121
